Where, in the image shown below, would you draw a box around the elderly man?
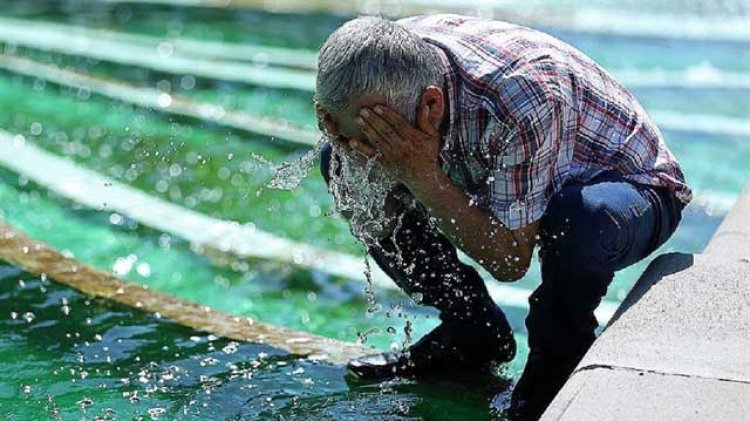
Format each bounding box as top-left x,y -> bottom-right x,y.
315,14 -> 690,418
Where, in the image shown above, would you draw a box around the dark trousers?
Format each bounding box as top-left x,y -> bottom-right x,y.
320,143 -> 684,396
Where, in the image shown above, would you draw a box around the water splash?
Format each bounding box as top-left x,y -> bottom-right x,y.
257,136 -> 421,351
326,140 -> 415,247
253,141 -> 323,192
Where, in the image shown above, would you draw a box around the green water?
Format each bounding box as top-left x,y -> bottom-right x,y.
0,74 -> 347,250
0,264 -> 510,419
0,1 -> 747,419
0,167 -> 447,350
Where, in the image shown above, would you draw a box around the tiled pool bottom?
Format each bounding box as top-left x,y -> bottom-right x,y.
0,263 -> 513,420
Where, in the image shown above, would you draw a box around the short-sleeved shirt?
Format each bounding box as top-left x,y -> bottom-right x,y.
398,14 -> 692,230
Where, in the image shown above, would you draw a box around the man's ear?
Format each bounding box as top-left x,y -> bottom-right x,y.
418,86 -> 445,130
315,102 -> 338,135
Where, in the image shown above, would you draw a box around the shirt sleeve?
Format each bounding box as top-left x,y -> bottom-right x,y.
480,70 -> 564,230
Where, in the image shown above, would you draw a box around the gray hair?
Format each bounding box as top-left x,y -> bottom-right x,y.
316,16 -> 444,122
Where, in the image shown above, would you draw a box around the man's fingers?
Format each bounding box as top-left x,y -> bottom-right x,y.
372,106 -> 409,134
349,139 -> 377,158
359,109 -> 402,146
356,114 -> 393,153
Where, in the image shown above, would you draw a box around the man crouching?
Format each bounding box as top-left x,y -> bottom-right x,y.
314,15 -> 690,419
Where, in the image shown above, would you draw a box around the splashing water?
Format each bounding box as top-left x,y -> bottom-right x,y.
252,141 -> 323,192
258,136 -> 415,249
259,136 -> 418,347
326,140 -> 415,248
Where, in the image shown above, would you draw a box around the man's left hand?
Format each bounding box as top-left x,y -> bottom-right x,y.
352,104 -> 442,190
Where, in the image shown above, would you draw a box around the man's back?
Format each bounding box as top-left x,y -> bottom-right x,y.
399,14 -> 691,229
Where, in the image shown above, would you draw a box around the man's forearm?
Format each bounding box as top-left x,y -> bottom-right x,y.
347,102 -> 536,277
406,169 -> 533,281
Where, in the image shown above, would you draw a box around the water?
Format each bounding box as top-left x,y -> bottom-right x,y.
0,263 -> 506,419
253,141 -> 322,192
325,141 -> 415,247
0,167 -> 441,350
0,1 -> 746,419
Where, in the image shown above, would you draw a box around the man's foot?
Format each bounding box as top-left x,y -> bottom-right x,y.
507,353 -> 580,420
347,313 -> 515,381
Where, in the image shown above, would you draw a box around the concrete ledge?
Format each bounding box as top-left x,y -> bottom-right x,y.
544,183 -> 750,420
584,253 -> 750,381
543,367 -> 750,420
543,253 -> 750,419
704,184 -> 750,260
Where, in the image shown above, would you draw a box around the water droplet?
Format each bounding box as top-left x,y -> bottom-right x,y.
136,262 -> 151,277
168,163 -> 183,177
112,254 -> 137,276
76,397 -> 93,409
147,407 -> 166,420
157,93 -> 173,108
109,213 -> 124,225
156,42 -> 174,57
222,342 -> 239,355
200,357 -> 219,367
23,312 -> 35,323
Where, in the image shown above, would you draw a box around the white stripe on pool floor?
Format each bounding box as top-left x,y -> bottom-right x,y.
0,17 -> 315,92
0,54 -> 319,147
4,18 -> 318,71
0,131 -> 619,321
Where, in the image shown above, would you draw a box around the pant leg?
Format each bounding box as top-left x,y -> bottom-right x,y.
513,173 -> 684,417
320,142 -> 508,323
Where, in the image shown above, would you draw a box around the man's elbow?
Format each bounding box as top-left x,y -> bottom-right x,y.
488,250 -> 533,282
495,262 -> 530,282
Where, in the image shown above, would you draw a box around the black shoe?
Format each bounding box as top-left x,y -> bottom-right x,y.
347,313 -> 515,381
507,353 -> 580,420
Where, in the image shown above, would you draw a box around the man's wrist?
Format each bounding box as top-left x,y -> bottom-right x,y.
405,165 -> 450,204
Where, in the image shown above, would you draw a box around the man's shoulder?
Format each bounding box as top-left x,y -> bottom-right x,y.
396,14 -> 523,33
396,14 -> 477,28
398,14 -> 568,70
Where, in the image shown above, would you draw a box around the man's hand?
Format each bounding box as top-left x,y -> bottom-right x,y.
350,104 -> 538,282
352,105 -> 442,191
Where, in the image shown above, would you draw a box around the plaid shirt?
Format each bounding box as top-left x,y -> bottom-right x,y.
399,15 -> 692,230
